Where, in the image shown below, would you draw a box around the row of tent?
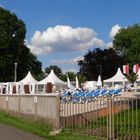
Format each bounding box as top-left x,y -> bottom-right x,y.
1,67 -> 140,94
19,70 -> 71,90
20,70 -> 66,85
0,70 -> 72,94
84,68 -> 140,91
19,67 -> 140,89
104,67 -> 140,83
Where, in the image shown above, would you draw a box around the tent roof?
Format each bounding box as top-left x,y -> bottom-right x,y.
39,70 -> 66,85
19,71 -> 38,84
97,75 -> 102,87
104,68 -> 128,83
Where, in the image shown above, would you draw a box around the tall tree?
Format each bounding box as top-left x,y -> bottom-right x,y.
0,7 -> 42,81
45,65 -> 62,76
113,24 -> 140,68
78,48 -> 125,81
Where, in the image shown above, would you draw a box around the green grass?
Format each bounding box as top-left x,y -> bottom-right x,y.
0,111 -> 103,140
88,108 -> 140,138
62,108 -> 140,139
50,132 -> 104,140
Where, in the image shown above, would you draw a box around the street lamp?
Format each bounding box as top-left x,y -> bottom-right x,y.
14,62 -> 17,82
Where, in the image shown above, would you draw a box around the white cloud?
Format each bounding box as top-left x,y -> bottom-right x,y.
50,56 -> 84,65
109,24 -> 121,38
28,25 -> 105,55
62,69 -> 77,74
106,42 -> 113,49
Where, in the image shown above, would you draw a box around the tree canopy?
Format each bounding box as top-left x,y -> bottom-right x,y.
78,48 -> 125,81
113,24 -> 140,67
0,7 -> 42,81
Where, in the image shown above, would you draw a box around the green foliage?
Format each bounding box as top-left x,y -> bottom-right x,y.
0,111 -> 51,138
59,74 -> 67,82
45,65 -> 62,76
66,71 -> 76,81
0,7 -> 42,81
127,72 -> 138,83
77,73 -> 87,86
113,24 -> 140,67
78,48 -> 125,81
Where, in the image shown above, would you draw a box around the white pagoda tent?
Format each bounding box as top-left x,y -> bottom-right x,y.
38,70 -> 67,90
66,75 -> 75,90
75,76 -> 80,89
19,71 -> 38,85
97,75 -> 102,87
104,68 -> 128,86
17,71 -> 38,94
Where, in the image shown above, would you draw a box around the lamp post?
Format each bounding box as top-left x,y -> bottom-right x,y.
14,62 -> 17,82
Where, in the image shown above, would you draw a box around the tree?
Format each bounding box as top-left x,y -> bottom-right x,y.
113,24 -> 140,68
66,71 -> 76,81
59,74 -> 67,82
0,7 -> 42,81
77,73 -> 87,86
45,65 -> 62,76
127,73 -> 138,84
78,48 -> 125,81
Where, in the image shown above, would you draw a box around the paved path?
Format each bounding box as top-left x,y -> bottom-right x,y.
0,123 -> 46,140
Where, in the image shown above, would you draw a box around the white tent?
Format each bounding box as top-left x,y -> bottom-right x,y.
97,75 -> 102,87
19,71 -> 38,85
67,75 -> 71,89
83,81 -> 97,91
104,68 -> 128,84
75,76 -> 80,89
39,70 -> 67,86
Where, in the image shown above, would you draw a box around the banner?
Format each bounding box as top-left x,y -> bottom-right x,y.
123,64 -> 129,75
133,64 -> 139,73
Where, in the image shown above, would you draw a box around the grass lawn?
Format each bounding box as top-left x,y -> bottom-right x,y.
0,111 -> 104,140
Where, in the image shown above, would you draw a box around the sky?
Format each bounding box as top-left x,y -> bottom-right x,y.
0,0 -> 140,73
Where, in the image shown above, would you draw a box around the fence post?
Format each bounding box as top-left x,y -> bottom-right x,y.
5,96 -> 9,112
56,94 -> 61,130
18,95 -> 21,118
109,96 -> 112,140
34,96 -> 38,120
107,96 -> 110,139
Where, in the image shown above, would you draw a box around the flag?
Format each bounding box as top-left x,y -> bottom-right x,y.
123,64 -> 129,75
133,64 -> 139,73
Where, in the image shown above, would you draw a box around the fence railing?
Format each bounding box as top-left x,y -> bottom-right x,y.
60,94 -> 140,140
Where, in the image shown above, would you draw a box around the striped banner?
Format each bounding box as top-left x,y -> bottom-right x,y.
133,64 -> 139,73
123,64 -> 129,75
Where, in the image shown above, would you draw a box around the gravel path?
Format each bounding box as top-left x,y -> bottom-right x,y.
0,123 -> 46,140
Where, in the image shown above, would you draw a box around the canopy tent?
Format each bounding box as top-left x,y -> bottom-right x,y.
97,75 -> 102,87
38,70 -> 67,89
67,75 -> 71,89
83,81 -> 97,91
19,71 -> 38,85
104,68 -> 128,85
66,75 -> 75,90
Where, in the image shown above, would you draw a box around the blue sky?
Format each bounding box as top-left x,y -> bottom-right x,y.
0,0 -> 140,73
